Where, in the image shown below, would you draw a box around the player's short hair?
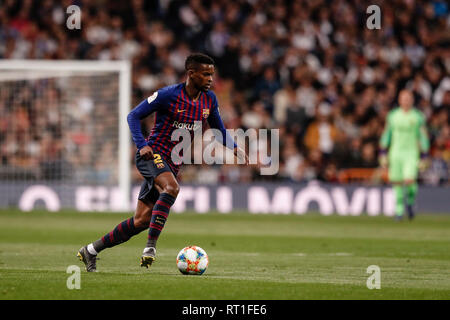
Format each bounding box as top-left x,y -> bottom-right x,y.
185,53 -> 215,71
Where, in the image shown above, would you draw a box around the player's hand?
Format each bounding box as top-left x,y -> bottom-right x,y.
234,146 -> 249,165
140,145 -> 154,161
379,154 -> 388,169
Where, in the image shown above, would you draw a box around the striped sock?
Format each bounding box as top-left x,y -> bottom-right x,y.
93,217 -> 147,253
147,193 -> 176,248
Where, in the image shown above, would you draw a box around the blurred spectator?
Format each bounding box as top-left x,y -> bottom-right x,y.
303,102 -> 337,156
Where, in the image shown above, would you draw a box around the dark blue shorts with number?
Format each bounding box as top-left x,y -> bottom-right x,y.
135,150 -> 176,204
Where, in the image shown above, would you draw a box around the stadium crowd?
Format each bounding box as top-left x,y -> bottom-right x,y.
0,0 -> 449,185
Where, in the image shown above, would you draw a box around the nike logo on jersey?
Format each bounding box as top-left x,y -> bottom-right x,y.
177,109 -> 186,113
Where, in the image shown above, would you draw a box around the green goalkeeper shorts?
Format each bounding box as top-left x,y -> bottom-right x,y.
388,155 -> 419,182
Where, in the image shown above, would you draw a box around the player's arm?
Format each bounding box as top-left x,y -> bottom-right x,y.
418,113 -> 430,171
418,114 -> 430,154
127,91 -> 161,160
378,112 -> 392,168
207,102 -> 249,165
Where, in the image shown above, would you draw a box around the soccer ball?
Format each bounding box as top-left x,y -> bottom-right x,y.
176,246 -> 209,275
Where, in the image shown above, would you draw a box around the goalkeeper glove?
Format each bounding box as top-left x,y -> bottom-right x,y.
419,153 -> 430,172
378,149 -> 388,168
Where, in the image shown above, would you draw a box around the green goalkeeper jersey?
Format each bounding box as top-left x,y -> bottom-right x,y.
380,107 -> 429,159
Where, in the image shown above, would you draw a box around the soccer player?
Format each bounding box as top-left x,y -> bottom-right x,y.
379,89 -> 429,221
78,53 -> 248,271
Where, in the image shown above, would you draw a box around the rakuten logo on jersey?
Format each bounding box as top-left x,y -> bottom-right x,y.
172,121 -> 201,131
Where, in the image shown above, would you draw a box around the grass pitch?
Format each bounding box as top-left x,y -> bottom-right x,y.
0,209 -> 449,300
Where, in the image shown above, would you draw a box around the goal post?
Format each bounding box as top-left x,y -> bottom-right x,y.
0,60 -> 132,211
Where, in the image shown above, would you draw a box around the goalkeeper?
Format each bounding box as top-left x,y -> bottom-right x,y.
379,89 -> 430,220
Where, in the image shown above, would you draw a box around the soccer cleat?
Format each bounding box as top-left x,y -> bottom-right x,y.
394,215 -> 403,222
406,204 -> 415,220
140,247 -> 156,269
77,246 -> 98,272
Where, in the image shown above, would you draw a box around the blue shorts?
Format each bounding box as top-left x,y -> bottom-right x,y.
135,150 -> 176,204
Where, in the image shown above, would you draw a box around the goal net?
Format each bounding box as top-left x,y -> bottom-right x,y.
0,60 -> 131,211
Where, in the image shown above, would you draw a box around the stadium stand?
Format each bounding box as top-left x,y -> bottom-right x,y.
0,0 -> 449,185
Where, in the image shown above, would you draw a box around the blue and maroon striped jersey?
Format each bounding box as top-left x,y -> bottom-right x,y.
127,83 -> 236,175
